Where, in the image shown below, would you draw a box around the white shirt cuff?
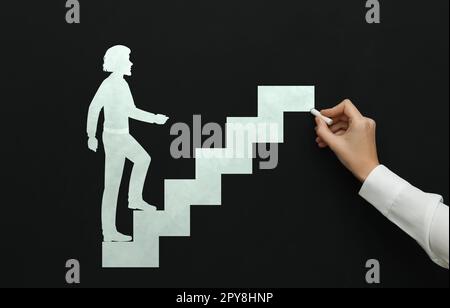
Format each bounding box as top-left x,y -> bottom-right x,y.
359,165 -> 409,217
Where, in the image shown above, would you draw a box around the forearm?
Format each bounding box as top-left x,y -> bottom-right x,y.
359,165 -> 449,269
87,104 -> 101,137
130,107 -> 157,123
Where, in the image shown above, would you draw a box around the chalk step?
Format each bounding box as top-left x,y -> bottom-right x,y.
102,239 -> 159,268
134,209 -> 191,239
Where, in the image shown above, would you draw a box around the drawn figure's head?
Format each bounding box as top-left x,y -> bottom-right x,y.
103,45 -> 133,76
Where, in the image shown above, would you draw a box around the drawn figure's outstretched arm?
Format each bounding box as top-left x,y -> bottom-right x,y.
123,81 -> 168,125
130,107 -> 168,125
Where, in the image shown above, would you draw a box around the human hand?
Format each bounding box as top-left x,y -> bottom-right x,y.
154,114 -> 169,125
314,99 -> 380,182
88,137 -> 98,152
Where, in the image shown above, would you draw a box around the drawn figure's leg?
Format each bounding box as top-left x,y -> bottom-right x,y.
101,133 -> 130,241
123,135 -> 154,211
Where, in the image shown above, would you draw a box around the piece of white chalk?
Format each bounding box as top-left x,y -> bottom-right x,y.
310,108 -> 333,126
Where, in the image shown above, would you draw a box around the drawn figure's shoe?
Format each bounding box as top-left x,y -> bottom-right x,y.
129,200 -> 157,211
103,232 -> 132,242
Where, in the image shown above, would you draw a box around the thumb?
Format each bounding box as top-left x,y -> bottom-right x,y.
315,117 -> 337,147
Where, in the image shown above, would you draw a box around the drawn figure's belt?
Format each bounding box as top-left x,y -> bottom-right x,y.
104,127 -> 129,135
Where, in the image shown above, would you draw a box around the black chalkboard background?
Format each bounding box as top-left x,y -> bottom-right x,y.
2,0 -> 448,287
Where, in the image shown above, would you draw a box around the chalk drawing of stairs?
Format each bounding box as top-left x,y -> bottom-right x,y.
102,86 -> 314,267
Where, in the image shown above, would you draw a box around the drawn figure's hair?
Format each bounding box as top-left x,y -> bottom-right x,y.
103,45 -> 131,73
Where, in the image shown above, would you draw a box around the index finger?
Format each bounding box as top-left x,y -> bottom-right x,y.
321,99 -> 363,120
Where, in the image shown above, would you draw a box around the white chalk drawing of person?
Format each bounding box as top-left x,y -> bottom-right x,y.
87,45 -> 169,242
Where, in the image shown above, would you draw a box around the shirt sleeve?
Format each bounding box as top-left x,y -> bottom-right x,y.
359,165 -> 449,269
87,81 -> 108,138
